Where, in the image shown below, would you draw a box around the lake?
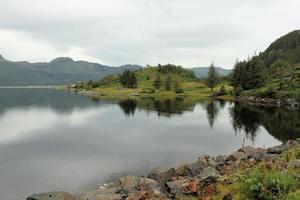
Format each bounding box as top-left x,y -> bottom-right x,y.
0,88 -> 299,200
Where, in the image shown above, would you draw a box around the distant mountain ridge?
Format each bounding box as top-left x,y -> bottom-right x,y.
0,55 -> 142,86
0,54 -> 230,85
191,66 -> 231,78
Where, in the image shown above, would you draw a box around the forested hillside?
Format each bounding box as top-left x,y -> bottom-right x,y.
230,30 -> 300,99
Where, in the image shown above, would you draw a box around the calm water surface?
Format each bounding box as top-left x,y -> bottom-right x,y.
0,88 -> 299,200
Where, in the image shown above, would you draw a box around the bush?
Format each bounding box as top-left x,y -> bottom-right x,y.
234,86 -> 243,96
239,169 -> 298,200
256,86 -> 277,98
175,87 -> 184,94
140,88 -> 155,94
211,85 -> 227,97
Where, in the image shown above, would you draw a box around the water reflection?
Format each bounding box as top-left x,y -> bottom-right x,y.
119,97 -> 197,118
119,99 -> 137,116
205,101 -> 220,128
0,88 -> 298,200
117,97 -> 300,143
230,103 -> 300,142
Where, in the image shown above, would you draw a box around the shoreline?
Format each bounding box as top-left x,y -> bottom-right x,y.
27,140 -> 300,200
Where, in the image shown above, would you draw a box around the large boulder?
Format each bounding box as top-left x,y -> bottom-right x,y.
267,144 -> 286,154
166,179 -> 190,198
79,184 -> 121,200
186,156 -> 209,177
148,167 -> 176,184
26,192 -> 75,200
226,146 -> 256,163
197,166 -> 219,180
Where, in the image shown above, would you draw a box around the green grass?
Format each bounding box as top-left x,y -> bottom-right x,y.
74,67 -> 233,99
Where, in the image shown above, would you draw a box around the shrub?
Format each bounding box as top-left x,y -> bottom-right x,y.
211,85 -> 227,97
175,87 -> 184,94
234,86 -> 243,96
140,88 -> 155,94
256,86 -> 277,98
239,169 -> 298,200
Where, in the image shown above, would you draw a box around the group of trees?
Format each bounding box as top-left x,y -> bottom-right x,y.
230,57 -> 264,91
157,63 -> 197,80
153,73 -> 183,93
120,70 -> 137,88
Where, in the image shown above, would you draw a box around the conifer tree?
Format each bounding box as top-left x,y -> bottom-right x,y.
206,62 -> 219,91
153,74 -> 162,89
165,74 -> 173,91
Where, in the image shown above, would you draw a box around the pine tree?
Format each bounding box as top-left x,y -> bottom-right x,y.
153,74 -> 162,89
206,62 -> 219,91
120,70 -> 130,87
127,72 -> 137,88
120,70 -> 137,88
165,74 -> 173,91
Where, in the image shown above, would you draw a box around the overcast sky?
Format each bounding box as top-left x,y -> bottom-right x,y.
0,0 -> 299,68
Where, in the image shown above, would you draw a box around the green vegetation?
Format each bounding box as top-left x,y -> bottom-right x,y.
210,146 -> 300,200
239,169 -> 298,200
120,70 -> 137,88
72,63 -> 233,99
205,62 -> 219,91
230,30 -> 300,99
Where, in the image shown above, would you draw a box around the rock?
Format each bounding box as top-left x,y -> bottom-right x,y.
119,175 -> 140,193
226,146 -> 256,163
186,157 -> 208,177
148,167 -> 176,184
79,186 -> 121,200
289,160 -> 300,169
267,145 -> 286,154
286,140 -> 300,145
198,167 -> 219,180
27,192 -> 75,200
200,176 -> 218,187
253,148 -> 268,161
166,179 -> 190,198
175,164 -> 189,176
223,193 -> 233,200
140,177 -> 160,191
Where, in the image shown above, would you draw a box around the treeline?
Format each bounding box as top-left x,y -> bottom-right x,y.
230,30 -> 300,98
157,63 -> 197,80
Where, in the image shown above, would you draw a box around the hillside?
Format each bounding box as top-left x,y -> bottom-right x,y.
231,30 -> 300,103
0,54 -> 230,86
0,55 -> 142,86
260,30 -> 300,67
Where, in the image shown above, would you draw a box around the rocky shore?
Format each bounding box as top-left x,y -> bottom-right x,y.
238,96 -> 300,109
26,140 -> 300,200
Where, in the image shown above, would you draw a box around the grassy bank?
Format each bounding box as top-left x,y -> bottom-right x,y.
69,66 -> 233,100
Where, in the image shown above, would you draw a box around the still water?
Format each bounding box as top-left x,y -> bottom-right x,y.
0,88 -> 299,199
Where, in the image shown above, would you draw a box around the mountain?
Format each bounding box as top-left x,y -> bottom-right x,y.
0,55 -> 143,86
260,30 -> 300,67
191,67 -> 231,78
231,30 -> 300,100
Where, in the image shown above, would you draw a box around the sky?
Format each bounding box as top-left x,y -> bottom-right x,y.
0,0 -> 299,69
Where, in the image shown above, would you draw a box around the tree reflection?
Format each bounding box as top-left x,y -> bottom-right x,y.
119,97 -> 197,117
229,103 -> 300,143
205,101 -> 219,128
230,103 -> 261,141
118,99 -> 137,116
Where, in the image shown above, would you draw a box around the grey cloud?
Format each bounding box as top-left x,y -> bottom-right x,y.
0,0 -> 299,67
